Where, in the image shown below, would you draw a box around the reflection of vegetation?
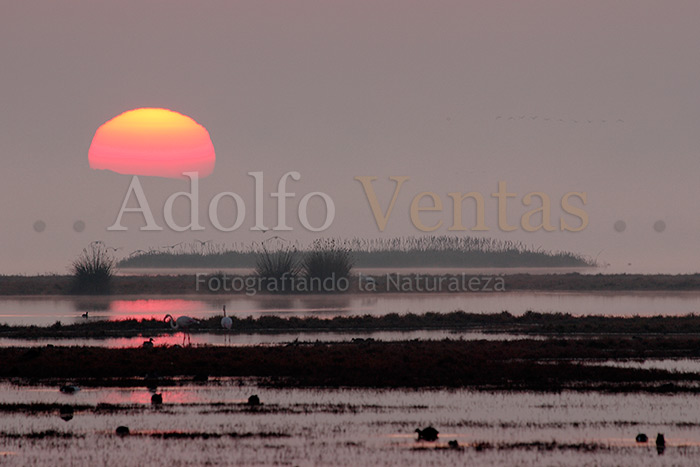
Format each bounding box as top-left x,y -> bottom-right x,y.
302,239 -> 354,285
117,236 -> 595,269
70,243 -> 116,294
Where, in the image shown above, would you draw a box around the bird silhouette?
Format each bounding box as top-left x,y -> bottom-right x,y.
656,433 -> 665,448
164,314 -> 200,346
59,405 -> 74,422
81,312 -> 88,319
60,384 -> 80,394
142,338 -> 154,349
415,426 -> 439,441
656,433 -> 665,454
221,305 -> 232,330
636,433 -> 648,443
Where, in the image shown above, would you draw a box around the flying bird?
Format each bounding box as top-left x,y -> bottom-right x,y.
164,314 -> 200,346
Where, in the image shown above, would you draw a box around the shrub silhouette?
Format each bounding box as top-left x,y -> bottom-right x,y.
71,242 -> 116,294
255,240 -> 301,289
302,239 -> 354,288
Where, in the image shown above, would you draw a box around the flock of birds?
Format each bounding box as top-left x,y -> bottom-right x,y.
143,306 -> 232,347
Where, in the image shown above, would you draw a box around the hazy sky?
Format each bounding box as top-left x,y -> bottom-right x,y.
2,1 -> 699,274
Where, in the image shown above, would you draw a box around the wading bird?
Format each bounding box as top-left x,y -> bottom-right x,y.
164,314 -> 200,346
221,305 -> 232,330
415,426 -> 439,441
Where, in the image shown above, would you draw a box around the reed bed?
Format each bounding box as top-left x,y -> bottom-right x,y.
118,236 -> 593,269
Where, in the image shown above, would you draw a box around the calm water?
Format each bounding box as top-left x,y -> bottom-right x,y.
1,291 -> 700,326
1,381 -> 699,465
0,330 -> 529,348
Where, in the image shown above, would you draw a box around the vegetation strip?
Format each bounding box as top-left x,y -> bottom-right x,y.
2,339 -> 700,390
3,273 -> 700,296
5,311 -> 700,339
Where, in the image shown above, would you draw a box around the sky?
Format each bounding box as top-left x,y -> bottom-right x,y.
1,0 -> 699,274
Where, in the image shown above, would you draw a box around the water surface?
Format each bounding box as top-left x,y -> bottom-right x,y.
1,381 -> 698,465
1,291 -> 700,326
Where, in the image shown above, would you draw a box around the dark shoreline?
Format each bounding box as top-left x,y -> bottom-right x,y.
2,338 -> 700,391
2,272 -> 700,295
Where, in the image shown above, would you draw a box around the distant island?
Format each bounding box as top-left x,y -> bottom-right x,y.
117,236 -> 595,269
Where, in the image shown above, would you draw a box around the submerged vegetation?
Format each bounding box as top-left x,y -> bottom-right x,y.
117,236 -> 594,269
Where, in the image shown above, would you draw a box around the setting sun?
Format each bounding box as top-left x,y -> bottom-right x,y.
88,108 -> 215,179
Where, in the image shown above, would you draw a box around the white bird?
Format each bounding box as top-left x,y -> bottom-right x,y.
164,314 -> 200,346
221,305 -> 232,330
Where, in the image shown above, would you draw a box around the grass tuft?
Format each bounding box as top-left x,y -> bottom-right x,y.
70,242 -> 116,294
